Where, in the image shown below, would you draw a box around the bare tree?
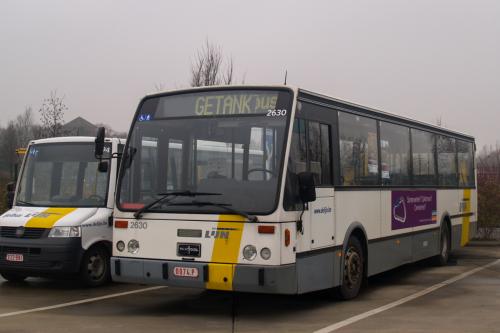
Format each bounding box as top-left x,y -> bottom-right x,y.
435,116 -> 445,128
1,121 -> 19,179
39,91 -> 67,137
476,144 -> 500,239
15,106 -> 35,147
190,40 -> 235,87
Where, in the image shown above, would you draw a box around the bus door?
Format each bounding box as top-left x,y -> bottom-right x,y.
286,115 -> 335,251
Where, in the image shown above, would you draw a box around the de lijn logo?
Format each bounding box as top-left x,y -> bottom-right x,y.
391,190 -> 437,230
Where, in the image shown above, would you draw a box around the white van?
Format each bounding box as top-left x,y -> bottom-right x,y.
0,136 -> 123,286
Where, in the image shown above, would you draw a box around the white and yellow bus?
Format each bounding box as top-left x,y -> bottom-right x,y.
107,86 -> 476,299
0,136 -> 124,286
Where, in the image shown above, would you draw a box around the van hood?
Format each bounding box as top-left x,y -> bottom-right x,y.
0,206 -> 99,228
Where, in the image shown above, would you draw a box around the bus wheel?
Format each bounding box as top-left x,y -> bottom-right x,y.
336,236 -> 364,300
1,272 -> 27,283
433,224 -> 450,266
79,245 -> 111,287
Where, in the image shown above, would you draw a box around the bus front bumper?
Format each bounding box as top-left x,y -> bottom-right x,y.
0,237 -> 84,276
111,257 -> 297,294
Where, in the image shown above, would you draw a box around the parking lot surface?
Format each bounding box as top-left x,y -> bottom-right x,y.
0,244 -> 499,333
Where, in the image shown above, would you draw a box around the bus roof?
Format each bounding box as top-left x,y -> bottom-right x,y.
147,85 -> 474,142
298,88 -> 475,142
28,136 -> 125,146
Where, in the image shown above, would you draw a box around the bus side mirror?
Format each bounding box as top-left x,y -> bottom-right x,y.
95,127 -> 106,158
6,182 -> 15,209
298,172 -> 316,203
98,161 -> 109,173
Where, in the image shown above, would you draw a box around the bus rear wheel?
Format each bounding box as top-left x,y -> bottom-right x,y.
433,223 -> 450,266
1,272 -> 27,283
335,236 -> 364,300
79,245 -> 111,287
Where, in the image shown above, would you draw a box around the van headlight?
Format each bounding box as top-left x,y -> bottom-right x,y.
48,226 -> 81,238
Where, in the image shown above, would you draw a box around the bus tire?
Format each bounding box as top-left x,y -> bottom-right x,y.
79,244 -> 111,287
1,272 -> 27,283
433,223 -> 450,266
335,236 -> 364,300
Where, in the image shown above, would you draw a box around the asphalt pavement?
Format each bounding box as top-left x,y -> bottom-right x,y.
0,244 -> 499,333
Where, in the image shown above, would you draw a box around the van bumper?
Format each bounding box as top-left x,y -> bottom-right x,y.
0,237 -> 84,276
111,257 -> 297,294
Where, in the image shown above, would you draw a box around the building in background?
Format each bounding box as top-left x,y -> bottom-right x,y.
62,116 -> 98,136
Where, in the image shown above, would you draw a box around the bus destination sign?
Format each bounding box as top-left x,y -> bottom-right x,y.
144,90 -> 282,119
194,93 -> 278,116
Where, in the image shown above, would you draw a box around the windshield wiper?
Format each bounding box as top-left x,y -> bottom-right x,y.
168,200 -> 258,223
16,200 -> 36,206
133,191 -> 221,219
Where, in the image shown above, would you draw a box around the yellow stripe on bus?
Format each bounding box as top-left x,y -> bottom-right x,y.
25,207 -> 77,228
460,189 -> 471,246
205,215 -> 245,291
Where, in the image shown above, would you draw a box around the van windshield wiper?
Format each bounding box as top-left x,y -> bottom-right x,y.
168,200 -> 258,222
133,191 -> 221,219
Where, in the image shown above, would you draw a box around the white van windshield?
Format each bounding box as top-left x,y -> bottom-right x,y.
16,142 -> 111,207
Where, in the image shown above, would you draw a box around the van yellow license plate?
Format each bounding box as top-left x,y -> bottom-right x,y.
6,254 -> 24,262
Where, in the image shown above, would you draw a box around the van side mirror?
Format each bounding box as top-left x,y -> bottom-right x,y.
298,172 -> 316,203
6,182 -> 15,209
98,161 -> 109,173
95,127 -> 106,158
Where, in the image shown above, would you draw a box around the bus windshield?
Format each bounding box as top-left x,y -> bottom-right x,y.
16,142 -> 110,207
118,89 -> 293,215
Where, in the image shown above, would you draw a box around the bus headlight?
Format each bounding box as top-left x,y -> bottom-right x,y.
128,239 -> 140,254
116,241 -> 125,252
260,247 -> 271,260
48,226 -> 81,238
243,245 -> 257,261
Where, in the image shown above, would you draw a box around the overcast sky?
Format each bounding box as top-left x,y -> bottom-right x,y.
1,0 -> 499,147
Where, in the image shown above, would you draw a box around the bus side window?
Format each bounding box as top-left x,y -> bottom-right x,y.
339,112 -> 379,186
379,122 -> 411,186
437,136 -> 458,186
411,129 -> 437,186
457,140 -> 475,187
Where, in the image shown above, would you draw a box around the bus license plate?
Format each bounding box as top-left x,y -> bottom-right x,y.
6,254 -> 24,262
173,266 -> 199,278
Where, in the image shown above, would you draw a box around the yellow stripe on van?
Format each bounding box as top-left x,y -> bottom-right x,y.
205,215 -> 245,291
460,189 -> 471,246
25,207 -> 77,228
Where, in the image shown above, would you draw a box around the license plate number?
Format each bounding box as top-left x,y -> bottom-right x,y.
6,254 -> 24,262
173,266 -> 199,278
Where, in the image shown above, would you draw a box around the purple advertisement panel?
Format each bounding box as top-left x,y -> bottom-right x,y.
391,190 -> 437,230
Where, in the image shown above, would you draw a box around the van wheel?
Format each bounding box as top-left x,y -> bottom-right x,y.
79,245 -> 111,287
335,236 -> 364,300
433,224 -> 450,266
1,272 -> 27,283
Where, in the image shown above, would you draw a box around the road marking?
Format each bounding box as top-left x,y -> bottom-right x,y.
0,286 -> 166,318
314,258 -> 500,333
